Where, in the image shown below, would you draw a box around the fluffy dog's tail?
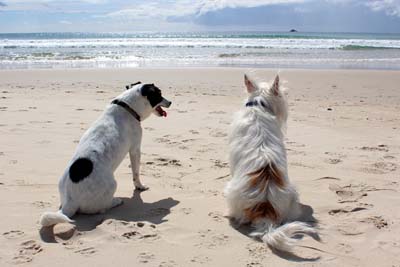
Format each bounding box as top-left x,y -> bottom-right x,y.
40,210 -> 74,227
251,221 -> 317,252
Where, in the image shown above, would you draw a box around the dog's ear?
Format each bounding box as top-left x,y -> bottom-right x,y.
244,74 -> 257,93
270,75 -> 279,96
131,81 -> 141,87
126,81 -> 141,90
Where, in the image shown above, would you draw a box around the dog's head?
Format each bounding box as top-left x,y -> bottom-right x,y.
123,82 -> 171,120
244,74 -> 288,126
140,83 -> 172,117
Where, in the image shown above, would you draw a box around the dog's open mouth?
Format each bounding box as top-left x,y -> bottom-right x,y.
156,106 -> 167,117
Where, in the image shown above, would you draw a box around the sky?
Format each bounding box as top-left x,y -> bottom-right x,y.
1,0 -> 400,33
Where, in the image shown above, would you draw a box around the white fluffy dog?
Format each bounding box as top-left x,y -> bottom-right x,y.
224,74 -> 317,252
40,82 -> 171,227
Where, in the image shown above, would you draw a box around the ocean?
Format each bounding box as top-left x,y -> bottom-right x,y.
1,32 -> 400,70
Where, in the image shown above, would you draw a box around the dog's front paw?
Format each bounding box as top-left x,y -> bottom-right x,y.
135,184 -> 149,191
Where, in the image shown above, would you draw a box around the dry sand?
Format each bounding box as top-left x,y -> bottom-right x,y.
0,68 -> 399,266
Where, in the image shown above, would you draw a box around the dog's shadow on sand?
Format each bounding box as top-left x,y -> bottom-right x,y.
40,190 -> 179,242
231,203 -> 322,262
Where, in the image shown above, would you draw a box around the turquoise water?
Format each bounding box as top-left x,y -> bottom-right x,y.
1,32 -> 400,69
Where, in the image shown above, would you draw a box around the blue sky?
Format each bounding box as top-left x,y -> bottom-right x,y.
1,0 -> 400,33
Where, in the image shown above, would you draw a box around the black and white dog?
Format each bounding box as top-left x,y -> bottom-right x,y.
40,82 -> 171,226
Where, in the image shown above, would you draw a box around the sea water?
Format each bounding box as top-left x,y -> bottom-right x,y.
0,32 -> 399,69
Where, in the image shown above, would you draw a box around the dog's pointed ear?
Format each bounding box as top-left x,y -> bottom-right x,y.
244,74 -> 257,93
271,75 -> 280,96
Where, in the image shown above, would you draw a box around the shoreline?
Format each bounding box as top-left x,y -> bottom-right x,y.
1,66 -> 400,72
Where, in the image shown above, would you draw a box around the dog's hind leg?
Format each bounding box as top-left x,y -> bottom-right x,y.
129,148 -> 148,191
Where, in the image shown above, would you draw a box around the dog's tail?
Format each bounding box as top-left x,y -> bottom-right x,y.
251,221 -> 317,252
40,210 -> 74,227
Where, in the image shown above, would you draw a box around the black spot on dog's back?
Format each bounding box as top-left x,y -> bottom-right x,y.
69,158 -> 93,183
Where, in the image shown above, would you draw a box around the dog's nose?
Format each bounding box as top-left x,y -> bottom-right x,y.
162,98 -> 171,108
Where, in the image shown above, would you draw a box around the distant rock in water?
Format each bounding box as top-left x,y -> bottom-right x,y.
290,29 -> 298,32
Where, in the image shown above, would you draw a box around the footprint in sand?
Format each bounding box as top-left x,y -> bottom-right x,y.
212,159 -> 228,169
361,161 -> 397,174
328,206 -> 367,216
336,223 -> 365,236
153,158 -> 182,167
190,255 -> 211,264
208,211 -> 224,222
329,183 -> 368,203
209,129 -> 227,138
154,136 -> 181,146
324,158 -> 342,165
360,216 -> 388,229
137,252 -> 155,263
159,260 -> 177,267
74,247 -> 97,256
195,229 -> 230,249
246,242 -> 269,266
120,222 -> 158,242
12,240 -> 43,264
121,231 -> 158,241
3,230 -> 25,239
359,145 -> 389,152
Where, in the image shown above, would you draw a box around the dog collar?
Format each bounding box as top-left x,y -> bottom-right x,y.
111,99 -> 141,122
246,100 -> 273,114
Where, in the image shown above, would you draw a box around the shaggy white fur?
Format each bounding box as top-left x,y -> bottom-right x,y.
40,83 -> 171,227
224,73 -> 317,252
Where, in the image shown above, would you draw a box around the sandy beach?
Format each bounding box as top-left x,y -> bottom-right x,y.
0,68 -> 399,266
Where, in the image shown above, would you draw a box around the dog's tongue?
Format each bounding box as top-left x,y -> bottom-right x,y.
157,106 -> 167,117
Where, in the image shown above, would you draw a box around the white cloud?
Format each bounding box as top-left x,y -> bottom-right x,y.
1,0 -> 108,11
366,0 -> 400,17
196,0 -> 308,14
102,0 -> 309,20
